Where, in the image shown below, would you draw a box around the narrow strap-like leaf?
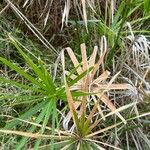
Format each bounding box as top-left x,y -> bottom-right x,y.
0,57 -> 46,90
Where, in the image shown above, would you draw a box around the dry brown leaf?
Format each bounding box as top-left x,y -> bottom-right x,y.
99,95 -> 126,124
91,51 -> 106,79
92,84 -> 133,91
87,122 -> 122,138
81,0 -> 88,32
92,95 -> 105,120
89,46 -> 98,68
65,84 -> 79,128
66,47 -> 83,74
0,129 -> 68,139
81,43 -> 88,71
93,70 -> 110,84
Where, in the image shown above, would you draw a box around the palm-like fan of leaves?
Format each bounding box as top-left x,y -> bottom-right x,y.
59,43 -> 135,131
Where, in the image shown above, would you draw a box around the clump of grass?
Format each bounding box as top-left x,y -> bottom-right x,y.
0,38 -> 150,149
0,35 -> 67,149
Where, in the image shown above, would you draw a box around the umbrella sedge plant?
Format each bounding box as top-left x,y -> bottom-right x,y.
0,34 -> 71,149
56,42 -> 150,149
61,82 -> 150,150
0,38 -> 150,149
1,103 -> 150,149
0,35 -> 102,149
59,41 -> 135,125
